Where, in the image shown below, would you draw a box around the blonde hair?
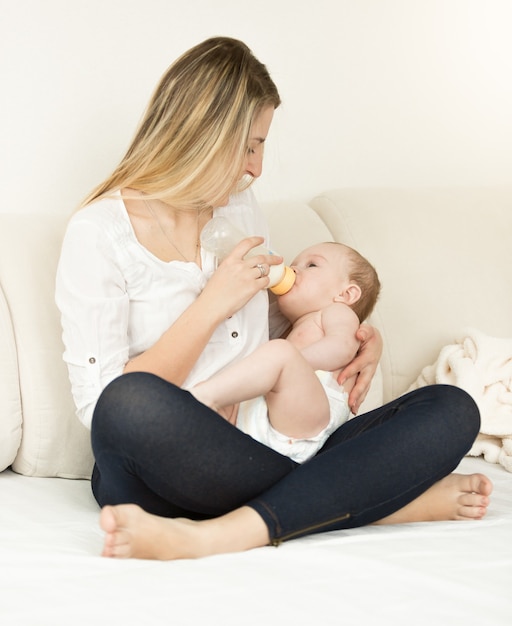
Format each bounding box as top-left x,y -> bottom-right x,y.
82,37 -> 281,210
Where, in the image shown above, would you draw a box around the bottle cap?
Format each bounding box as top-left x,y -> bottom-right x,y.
270,266 -> 296,295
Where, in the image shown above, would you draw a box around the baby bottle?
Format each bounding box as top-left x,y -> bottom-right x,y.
200,216 -> 295,295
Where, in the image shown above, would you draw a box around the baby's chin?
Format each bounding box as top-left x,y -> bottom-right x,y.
276,292 -> 300,317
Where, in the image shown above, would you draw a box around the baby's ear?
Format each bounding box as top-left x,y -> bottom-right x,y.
333,283 -> 362,305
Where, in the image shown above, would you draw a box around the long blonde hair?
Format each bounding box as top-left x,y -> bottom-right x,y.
82,37 -> 281,210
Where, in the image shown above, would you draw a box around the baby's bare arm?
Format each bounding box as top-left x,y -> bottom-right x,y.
298,303 -> 360,372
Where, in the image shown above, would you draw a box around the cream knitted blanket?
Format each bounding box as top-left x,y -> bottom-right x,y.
407,328 -> 512,472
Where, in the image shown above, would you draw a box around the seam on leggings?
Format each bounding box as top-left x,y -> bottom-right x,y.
250,500 -> 283,544
270,513 -> 352,546
253,448 -> 465,547
250,498 -> 352,547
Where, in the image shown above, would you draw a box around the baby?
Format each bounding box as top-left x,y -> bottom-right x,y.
190,241 -> 380,462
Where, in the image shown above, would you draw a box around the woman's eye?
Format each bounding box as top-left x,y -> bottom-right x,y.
247,147 -> 256,155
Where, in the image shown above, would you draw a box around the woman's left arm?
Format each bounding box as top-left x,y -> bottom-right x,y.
336,323 -> 383,414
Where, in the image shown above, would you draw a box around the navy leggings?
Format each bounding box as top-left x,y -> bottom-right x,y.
91,372 -> 480,544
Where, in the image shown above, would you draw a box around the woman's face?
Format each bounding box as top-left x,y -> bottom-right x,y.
214,105 -> 274,208
242,105 -> 275,181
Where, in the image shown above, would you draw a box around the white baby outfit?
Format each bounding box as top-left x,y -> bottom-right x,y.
236,369 -> 350,463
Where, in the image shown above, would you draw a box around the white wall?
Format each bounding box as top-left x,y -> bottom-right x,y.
1,0 -> 511,215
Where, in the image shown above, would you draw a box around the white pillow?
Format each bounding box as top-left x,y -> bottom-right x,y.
0,213 -> 93,478
0,283 -> 22,471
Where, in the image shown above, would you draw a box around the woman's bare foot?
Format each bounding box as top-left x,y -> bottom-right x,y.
100,472 -> 493,560
376,473 -> 493,525
100,504 -> 269,560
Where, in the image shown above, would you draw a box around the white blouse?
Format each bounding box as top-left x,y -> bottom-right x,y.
55,188 -> 271,429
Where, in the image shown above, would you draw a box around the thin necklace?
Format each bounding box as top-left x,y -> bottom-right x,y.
143,197 -> 200,263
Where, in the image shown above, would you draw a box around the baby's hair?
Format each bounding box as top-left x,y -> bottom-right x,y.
331,242 -> 381,322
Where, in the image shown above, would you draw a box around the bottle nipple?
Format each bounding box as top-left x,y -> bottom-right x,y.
270,265 -> 295,295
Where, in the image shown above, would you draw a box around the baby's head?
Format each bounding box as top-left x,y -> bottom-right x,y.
279,242 -> 380,323
336,243 -> 380,322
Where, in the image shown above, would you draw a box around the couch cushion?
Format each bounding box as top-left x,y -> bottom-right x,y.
0,213 -> 93,478
310,188 -> 512,402
0,283 -> 22,471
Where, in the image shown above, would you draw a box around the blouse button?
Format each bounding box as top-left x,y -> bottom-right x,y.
88,357 -> 96,364
231,331 -> 239,338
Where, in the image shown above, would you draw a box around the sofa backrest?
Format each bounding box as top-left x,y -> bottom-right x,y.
1,188 -> 510,477
310,188 -> 512,401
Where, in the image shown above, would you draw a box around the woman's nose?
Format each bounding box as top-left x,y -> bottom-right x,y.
245,152 -> 263,179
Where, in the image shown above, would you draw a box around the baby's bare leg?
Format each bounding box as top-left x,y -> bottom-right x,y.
190,339 -> 330,438
263,341 -> 330,438
190,339 -> 289,411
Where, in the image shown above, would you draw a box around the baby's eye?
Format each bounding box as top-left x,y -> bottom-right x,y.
306,262 -> 317,268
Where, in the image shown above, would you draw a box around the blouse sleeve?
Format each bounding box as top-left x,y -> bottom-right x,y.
55,214 -> 130,429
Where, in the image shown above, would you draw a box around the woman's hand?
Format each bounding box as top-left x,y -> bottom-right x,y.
337,323 -> 382,414
200,236 -> 282,320
124,237 -> 281,387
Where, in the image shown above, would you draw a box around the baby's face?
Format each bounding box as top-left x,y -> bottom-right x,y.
277,243 -> 350,320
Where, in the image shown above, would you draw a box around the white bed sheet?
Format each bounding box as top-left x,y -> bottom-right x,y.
1,456 -> 511,626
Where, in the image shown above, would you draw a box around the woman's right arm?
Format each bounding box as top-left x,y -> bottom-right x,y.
56,217 -> 278,427
123,235 -> 279,385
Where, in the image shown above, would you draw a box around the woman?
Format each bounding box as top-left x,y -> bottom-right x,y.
56,37 -> 492,560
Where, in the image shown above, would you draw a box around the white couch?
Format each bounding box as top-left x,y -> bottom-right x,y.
1,188 -> 511,624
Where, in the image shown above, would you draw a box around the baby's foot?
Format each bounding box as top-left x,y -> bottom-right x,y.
189,386 -> 238,424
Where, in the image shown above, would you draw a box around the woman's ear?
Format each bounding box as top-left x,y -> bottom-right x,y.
333,283 -> 362,305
